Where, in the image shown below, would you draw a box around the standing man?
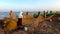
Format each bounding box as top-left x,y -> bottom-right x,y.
18,11 -> 23,26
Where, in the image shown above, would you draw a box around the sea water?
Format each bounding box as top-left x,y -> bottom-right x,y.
0,12 -> 19,19
0,12 -> 38,19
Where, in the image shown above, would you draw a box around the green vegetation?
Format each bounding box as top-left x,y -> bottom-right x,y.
46,11 -> 58,16
33,13 -> 39,18
33,11 -> 60,18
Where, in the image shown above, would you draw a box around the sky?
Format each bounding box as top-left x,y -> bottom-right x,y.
0,0 -> 60,11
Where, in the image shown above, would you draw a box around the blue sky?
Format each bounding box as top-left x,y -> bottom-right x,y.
0,0 -> 60,11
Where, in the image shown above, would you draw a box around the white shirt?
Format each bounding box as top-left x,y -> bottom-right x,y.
19,11 -> 23,18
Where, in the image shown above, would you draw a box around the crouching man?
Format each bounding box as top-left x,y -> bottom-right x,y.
3,10 -> 18,34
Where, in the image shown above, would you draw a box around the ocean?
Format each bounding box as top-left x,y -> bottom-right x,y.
0,12 -> 38,19
0,12 -> 20,19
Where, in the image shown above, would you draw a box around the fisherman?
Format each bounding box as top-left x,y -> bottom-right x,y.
17,11 -> 23,26
3,10 -> 18,34
8,10 -> 18,30
9,10 -> 13,18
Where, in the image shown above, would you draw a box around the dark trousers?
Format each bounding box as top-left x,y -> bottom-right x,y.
17,18 -> 22,26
